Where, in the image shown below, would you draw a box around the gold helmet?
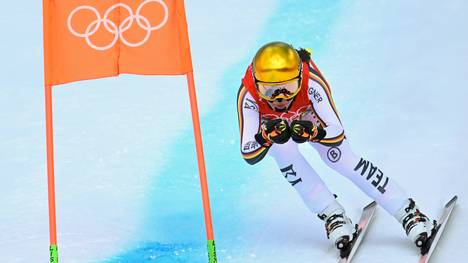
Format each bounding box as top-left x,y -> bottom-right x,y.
252,42 -> 302,101
253,41 -> 301,83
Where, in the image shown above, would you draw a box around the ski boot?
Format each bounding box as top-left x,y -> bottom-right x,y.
318,202 -> 357,257
395,198 -> 437,251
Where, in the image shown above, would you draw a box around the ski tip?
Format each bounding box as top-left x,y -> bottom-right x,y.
363,201 -> 377,210
445,195 -> 458,208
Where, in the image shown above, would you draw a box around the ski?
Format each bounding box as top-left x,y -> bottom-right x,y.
418,195 -> 457,263
338,201 -> 377,263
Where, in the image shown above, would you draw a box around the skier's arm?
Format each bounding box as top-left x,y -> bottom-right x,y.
237,85 -> 269,165
307,69 -> 345,145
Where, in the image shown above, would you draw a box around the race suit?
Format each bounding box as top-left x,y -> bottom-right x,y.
237,60 -> 408,215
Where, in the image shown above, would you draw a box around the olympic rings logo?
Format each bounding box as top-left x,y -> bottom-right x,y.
67,0 -> 169,51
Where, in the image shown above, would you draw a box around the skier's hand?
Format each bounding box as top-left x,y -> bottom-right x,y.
290,120 -> 326,143
255,118 -> 291,146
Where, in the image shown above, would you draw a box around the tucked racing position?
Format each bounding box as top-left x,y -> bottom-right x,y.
236,41 -> 436,255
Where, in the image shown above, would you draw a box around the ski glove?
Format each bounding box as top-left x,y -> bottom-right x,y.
254,118 -> 291,146
290,120 -> 326,143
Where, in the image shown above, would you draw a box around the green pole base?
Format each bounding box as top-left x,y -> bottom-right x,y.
50,244 -> 58,263
207,240 -> 217,263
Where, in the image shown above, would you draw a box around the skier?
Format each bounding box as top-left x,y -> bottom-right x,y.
236,41 -> 436,254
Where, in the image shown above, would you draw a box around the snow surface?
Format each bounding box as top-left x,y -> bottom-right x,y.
1,0 -> 467,262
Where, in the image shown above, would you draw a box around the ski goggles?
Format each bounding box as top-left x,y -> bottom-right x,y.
255,77 -> 301,101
